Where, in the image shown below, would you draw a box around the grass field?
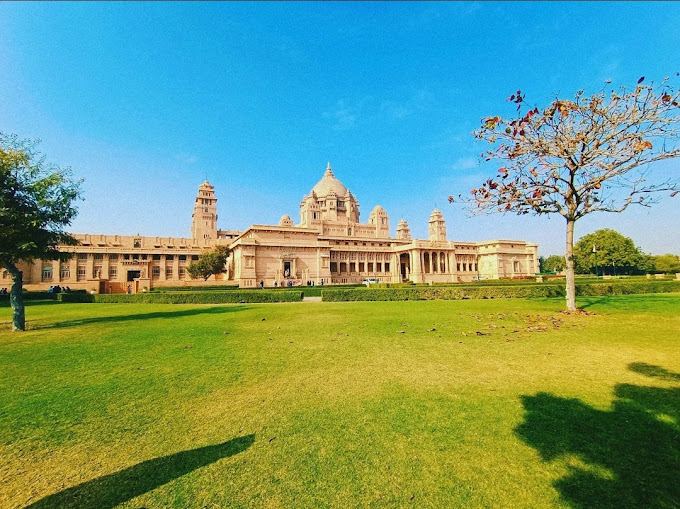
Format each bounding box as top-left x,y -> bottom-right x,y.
1,296 -> 679,508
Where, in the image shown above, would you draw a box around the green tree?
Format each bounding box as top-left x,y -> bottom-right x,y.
456,77 -> 680,310
542,255 -> 566,273
0,134 -> 82,331
651,253 -> 680,274
573,229 -> 647,275
187,246 -> 230,281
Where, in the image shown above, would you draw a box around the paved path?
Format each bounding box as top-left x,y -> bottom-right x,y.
302,296 -> 322,302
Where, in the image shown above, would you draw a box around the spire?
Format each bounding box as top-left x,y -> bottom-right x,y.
325,161 -> 333,176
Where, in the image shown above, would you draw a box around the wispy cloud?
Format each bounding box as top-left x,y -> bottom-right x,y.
175,153 -> 198,165
324,100 -> 357,131
451,156 -> 478,171
380,89 -> 433,120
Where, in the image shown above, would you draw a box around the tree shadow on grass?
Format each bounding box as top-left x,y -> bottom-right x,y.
516,364 -> 680,508
42,305 -> 251,330
26,434 -> 255,508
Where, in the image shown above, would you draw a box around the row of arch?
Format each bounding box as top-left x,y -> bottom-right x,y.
423,251 -> 447,274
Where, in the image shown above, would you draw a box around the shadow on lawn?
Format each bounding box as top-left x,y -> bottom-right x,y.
43,305 -> 250,329
516,363 -> 680,508
27,434 -> 255,508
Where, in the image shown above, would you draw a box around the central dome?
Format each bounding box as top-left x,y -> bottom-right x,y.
311,162 -> 348,197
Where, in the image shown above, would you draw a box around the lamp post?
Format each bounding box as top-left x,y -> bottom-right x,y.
592,244 -> 599,278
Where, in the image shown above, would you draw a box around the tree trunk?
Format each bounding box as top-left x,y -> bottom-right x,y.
565,218 -> 577,311
6,263 -> 25,331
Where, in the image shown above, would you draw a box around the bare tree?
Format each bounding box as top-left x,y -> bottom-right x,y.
451,77 -> 680,310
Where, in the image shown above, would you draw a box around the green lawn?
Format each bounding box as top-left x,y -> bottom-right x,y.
1,296 -> 678,508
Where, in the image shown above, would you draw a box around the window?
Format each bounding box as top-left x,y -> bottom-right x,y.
178,266 -> 186,278
313,212 -> 317,219
42,267 -> 53,281
330,262 -> 338,273
124,254 -> 130,260
134,239 -> 141,248
350,262 -> 356,273
94,253 -> 104,260
514,261 -> 521,272
93,265 -> 102,278
359,262 -> 365,272
166,255 -> 174,260
384,262 -> 390,273
77,267 -> 86,280
152,266 -> 160,278
142,254 -> 148,260
377,263 -> 382,272
166,267 -> 173,278
2,271 -> 8,279
133,254 -> 139,261
109,266 -> 117,279
109,254 -> 118,261
77,253 -> 88,260
192,255 -> 199,260
152,254 -> 161,261
60,267 -> 70,280
368,262 -> 374,272
179,255 -> 187,261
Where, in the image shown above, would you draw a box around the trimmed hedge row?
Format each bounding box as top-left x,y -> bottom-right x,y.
58,290 -> 303,304
0,291 -> 60,302
321,281 -> 680,302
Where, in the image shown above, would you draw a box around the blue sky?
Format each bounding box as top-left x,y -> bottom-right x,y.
1,1 -> 679,256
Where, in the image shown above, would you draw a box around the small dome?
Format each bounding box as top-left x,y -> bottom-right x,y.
279,214 -> 293,227
397,219 -> 409,227
311,162 -> 348,197
430,209 -> 443,219
371,205 -> 386,214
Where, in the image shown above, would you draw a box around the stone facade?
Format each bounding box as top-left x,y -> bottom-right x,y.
6,163 -> 539,292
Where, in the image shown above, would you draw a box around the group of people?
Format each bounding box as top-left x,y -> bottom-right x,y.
272,280 -> 297,288
0,288 -> 8,295
47,285 -> 71,294
263,280 -> 326,288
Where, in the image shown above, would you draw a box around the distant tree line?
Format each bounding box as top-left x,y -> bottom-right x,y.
540,228 -> 680,275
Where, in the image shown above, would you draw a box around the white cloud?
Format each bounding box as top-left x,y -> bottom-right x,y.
451,157 -> 478,171
324,100 -> 357,131
175,153 -> 198,165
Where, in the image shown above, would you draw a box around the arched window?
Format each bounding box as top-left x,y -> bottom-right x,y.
440,252 -> 446,273
432,252 -> 438,273
423,252 -> 430,273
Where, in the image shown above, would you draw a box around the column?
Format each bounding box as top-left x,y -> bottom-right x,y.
173,256 -> 180,282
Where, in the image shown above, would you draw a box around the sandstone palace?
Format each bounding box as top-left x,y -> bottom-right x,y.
8,163 -> 539,293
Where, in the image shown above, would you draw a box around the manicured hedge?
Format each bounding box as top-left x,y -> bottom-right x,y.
321,281 -> 680,302
151,285 -> 240,292
59,290 -> 303,304
1,291 -> 63,304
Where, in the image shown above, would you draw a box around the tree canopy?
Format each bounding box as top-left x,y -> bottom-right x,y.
456,77 -> 680,310
573,229 -> 650,275
541,255 -> 566,273
650,254 -> 680,274
187,246 -> 230,281
0,133 -> 82,330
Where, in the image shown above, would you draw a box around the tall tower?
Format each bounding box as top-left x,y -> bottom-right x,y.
396,219 -> 411,240
428,209 -> 447,241
191,181 -> 218,245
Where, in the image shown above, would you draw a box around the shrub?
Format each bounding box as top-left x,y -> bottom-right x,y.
87,290 -> 303,304
321,281 -> 679,302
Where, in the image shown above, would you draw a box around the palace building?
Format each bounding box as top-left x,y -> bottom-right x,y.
9,163 -> 539,293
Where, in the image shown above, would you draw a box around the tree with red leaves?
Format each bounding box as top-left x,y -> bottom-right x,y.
451,77 -> 680,311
